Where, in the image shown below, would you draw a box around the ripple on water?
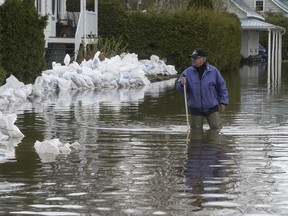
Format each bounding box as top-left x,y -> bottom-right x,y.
201,201 -> 242,207
10,212 -> 80,215
5,72 -> 288,215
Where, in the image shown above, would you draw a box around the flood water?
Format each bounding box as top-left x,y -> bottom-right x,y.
1,62 -> 288,215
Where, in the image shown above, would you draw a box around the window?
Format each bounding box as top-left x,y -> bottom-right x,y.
36,0 -> 41,13
255,0 -> 264,12
52,0 -> 55,15
57,0 -> 61,15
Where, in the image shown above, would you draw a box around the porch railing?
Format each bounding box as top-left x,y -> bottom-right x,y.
74,11 -> 98,59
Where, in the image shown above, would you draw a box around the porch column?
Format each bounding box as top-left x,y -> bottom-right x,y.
95,0 -> 98,37
267,29 -> 284,85
267,29 -> 271,85
278,31 -> 283,84
272,30 -> 276,82
82,0 -> 87,54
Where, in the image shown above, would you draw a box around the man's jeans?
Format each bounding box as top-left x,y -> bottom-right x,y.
190,111 -> 222,129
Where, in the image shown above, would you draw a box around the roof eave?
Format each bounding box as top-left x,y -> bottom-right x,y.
231,0 -> 265,21
242,26 -> 285,31
240,18 -> 286,32
271,0 -> 288,13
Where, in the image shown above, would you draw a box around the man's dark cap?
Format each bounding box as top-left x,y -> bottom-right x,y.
189,48 -> 207,59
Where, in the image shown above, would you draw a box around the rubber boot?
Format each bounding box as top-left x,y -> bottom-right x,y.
190,115 -> 204,129
207,111 -> 222,129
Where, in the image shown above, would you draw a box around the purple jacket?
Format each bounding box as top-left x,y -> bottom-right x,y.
176,63 -> 228,112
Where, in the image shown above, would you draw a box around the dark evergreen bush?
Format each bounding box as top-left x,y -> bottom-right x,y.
0,9 -> 5,84
0,0 -> 47,84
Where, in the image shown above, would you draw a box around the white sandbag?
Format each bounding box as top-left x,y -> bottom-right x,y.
57,77 -> 72,91
5,113 -> 24,138
13,89 -> 27,102
101,72 -> 116,82
59,143 -> 71,154
34,139 -> 61,154
92,51 -> 101,69
63,54 -> 71,66
69,61 -> 82,72
5,75 -> 25,89
0,112 -> 24,138
121,53 -> 139,64
165,65 -> 177,75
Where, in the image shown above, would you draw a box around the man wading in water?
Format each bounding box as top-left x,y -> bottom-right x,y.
176,48 -> 228,130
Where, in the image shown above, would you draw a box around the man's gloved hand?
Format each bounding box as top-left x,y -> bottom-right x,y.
181,77 -> 186,85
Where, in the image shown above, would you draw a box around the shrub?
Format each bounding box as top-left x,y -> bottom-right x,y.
124,9 -> 242,72
187,0 -> 213,10
0,0 -> 47,84
76,35 -> 129,62
97,0 -> 242,73
98,0 -> 127,39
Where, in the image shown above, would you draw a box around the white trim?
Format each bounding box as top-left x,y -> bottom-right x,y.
47,37 -> 75,44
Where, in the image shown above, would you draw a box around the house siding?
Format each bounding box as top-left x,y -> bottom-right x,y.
240,30 -> 260,58
243,0 -> 286,13
227,1 -> 249,19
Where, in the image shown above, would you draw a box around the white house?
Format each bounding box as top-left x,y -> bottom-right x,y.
0,0 -> 98,68
226,0 -> 286,78
35,0 -> 98,67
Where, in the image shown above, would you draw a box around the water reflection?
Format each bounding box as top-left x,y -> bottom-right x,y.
189,128 -> 221,143
25,78 -> 181,144
183,142 -> 226,200
174,127 -> 233,215
3,63 -> 288,215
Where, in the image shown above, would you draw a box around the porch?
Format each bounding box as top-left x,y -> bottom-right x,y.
44,0 -> 98,69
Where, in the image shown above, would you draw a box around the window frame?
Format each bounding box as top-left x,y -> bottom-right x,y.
255,0 -> 264,12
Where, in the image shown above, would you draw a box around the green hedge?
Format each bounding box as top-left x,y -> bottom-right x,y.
0,0 -> 47,84
187,0 -> 213,10
98,0 -> 127,39
123,9 -> 242,73
98,0 -> 242,73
